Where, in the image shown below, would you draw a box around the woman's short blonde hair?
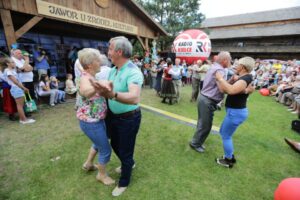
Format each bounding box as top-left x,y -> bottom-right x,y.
238,57 -> 255,72
78,48 -> 101,69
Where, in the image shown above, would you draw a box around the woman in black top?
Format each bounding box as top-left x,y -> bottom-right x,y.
215,57 -> 255,168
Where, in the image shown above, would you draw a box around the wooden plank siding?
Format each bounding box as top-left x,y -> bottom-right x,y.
1,0 -> 162,39
0,9 -> 16,51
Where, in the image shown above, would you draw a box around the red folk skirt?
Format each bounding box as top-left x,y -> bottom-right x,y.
2,88 -> 17,114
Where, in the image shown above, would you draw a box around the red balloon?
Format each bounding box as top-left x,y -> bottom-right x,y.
172,29 -> 211,65
274,178 -> 300,200
259,88 -> 270,96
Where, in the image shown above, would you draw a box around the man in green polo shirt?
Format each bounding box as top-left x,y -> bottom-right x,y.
91,36 -> 143,197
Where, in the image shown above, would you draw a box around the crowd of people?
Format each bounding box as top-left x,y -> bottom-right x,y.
249,59 -> 300,115
1,35 -> 300,197
0,47 -> 80,123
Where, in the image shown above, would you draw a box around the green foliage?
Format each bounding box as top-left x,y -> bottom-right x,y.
135,0 -> 205,50
133,41 -> 144,58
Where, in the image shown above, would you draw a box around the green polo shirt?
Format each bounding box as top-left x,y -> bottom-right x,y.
108,60 -> 144,114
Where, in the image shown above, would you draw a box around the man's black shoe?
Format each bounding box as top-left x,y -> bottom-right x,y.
189,142 -> 205,153
216,157 -> 234,168
223,155 -> 236,163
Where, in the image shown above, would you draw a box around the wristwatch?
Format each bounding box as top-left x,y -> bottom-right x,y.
111,92 -> 118,100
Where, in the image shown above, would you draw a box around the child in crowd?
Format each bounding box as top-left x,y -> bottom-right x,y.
1,57 -> 35,124
0,60 -> 17,121
50,76 -> 65,103
38,74 -> 58,106
65,73 -> 77,95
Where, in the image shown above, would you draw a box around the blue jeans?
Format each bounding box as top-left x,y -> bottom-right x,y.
79,120 -> 111,164
107,110 -> 141,187
219,107 -> 248,159
56,90 -> 65,102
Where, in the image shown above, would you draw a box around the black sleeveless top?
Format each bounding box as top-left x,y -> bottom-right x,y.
225,74 -> 253,109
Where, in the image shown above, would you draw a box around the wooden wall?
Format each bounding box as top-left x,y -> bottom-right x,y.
1,0 -> 160,39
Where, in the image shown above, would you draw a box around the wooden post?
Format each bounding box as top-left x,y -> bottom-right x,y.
0,9 -> 16,51
15,16 -> 43,40
145,37 -> 149,51
137,35 -> 146,50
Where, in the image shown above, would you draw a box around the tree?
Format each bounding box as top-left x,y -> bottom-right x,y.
135,0 -> 205,51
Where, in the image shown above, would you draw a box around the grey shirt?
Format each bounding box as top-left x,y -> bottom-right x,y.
201,62 -> 226,102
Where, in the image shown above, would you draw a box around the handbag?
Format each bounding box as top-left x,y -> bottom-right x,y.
25,93 -> 37,112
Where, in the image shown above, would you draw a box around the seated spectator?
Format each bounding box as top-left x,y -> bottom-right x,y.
287,95 -> 300,114
65,73 -> 77,94
268,75 -> 284,96
1,57 -> 35,124
276,75 -> 300,103
275,73 -> 297,99
253,70 -> 264,89
283,85 -> 300,106
38,74 -> 58,106
50,76 -> 65,103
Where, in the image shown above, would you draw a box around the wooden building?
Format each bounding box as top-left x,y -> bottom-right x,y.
0,0 -> 167,78
201,7 -> 300,60
0,0 -> 167,51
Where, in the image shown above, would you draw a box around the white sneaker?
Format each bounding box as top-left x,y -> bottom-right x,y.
20,119 -> 36,124
287,108 -> 294,111
115,164 -> 136,174
50,104 -> 55,106
112,186 -> 127,197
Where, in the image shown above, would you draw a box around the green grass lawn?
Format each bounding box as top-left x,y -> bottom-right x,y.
1,85 -> 300,200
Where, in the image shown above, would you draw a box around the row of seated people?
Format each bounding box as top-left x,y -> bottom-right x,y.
0,69 -> 77,123
36,73 -> 77,106
250,59 -> 300,115
275,75 -> 300,114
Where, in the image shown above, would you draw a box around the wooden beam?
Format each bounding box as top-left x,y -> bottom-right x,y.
15,16 -> 43,40
0,9 -> 16,51
145,37 -> 149,51
137,35 -> 146,50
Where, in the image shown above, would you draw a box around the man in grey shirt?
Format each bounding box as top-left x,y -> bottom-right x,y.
190,51 -> 232,153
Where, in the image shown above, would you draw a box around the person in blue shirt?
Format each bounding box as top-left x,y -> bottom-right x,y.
33,45 -> 50,80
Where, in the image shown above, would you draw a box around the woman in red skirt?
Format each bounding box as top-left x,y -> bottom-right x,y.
160,61 -> 176,105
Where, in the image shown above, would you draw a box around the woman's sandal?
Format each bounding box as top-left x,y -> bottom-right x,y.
82,164 -> 97,172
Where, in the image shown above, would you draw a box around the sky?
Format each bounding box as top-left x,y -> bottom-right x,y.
200,0 -> 300,18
